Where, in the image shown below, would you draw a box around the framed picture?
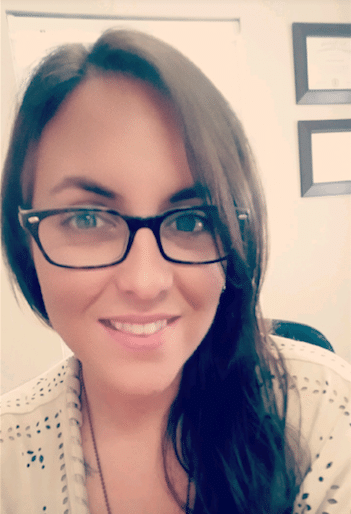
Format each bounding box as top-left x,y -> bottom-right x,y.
298,119 -> 351,197
292,23 -> 351,104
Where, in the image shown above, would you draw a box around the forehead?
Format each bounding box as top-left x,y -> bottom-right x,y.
40,74 -> 180,147
58,73 -> 174,124
30,75 -> 197,213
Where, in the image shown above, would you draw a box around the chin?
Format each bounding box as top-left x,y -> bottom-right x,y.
117,368 -> 182,400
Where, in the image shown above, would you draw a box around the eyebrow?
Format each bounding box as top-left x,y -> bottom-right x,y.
169,184 -> 208,204
50,177 -> 117,199
50,176 -> 208,205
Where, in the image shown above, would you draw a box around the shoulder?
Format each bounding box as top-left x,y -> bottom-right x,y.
0,357 -> 87,512
1,357 -> 76,412
273,336 -> 350,436
271,337 -> 351,513
272,336 -> 350,446
271,335 -> 350,384
0,355 -> 81,445
0,356 -> 81,445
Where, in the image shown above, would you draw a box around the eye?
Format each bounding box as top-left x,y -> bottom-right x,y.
174,213 -> 206,232
63,211 -> 104,230
57,210 -> 124,234
164,210 -> 211,235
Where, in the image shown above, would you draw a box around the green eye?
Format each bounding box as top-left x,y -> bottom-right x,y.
59,210 -> 118,232
174,213 -> 206,232
69,212 -> 100,229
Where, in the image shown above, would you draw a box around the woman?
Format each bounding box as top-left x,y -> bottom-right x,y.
1,29 -> 350,514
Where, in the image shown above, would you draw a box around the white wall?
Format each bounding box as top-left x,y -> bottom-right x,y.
1,0 -> 350,394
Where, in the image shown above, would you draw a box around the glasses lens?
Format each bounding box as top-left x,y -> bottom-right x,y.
38,210 -> 129,267
160,209 -> 226,263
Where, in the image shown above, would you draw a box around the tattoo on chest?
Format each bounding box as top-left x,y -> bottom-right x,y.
84,459 -> 98,478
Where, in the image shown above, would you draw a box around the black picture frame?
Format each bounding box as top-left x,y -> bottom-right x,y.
292,22 -> 351,104
298,119 -> 351,197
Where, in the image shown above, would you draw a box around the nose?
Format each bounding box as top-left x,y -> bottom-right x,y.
113,228 -> 173,300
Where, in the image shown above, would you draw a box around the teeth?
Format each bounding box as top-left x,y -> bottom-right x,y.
111,319 -> 168,336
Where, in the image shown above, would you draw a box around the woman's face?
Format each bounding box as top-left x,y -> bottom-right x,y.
31,75 -> 225,396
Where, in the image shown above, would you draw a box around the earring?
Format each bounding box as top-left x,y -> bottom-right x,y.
221,283 -> 226,294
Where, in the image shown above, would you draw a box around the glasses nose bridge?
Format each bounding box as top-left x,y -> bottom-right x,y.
127,215 -> 162,237
126,215 -> 163,254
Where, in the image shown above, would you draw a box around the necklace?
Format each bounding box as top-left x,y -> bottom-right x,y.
81,375 -> 112,514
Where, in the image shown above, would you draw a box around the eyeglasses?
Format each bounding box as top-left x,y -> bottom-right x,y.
18,205 -> 248,269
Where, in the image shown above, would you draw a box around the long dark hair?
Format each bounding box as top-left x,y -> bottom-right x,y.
1,29 -> 304,512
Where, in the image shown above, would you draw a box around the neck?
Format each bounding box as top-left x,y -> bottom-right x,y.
80,362 -> 180,437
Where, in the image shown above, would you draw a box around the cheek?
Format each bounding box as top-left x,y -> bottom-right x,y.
32,248 -> 109,323
174,264 -> 225,364
177,263 -> 225,323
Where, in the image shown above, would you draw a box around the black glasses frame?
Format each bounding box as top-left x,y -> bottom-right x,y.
19,205 -> 247,269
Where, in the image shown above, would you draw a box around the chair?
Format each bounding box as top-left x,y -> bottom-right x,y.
269,319 -> 334,353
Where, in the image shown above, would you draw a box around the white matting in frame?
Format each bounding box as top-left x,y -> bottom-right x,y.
312,131 -> 351,183
298,119 -> 351,197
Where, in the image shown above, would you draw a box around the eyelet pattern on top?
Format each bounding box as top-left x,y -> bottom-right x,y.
271,336 -> 351,514
1,357 -> 89,513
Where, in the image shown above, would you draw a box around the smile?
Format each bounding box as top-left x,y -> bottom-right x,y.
108,319 -> 168,336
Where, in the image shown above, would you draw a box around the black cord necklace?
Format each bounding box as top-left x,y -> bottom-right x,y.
82,377 -> 112,514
